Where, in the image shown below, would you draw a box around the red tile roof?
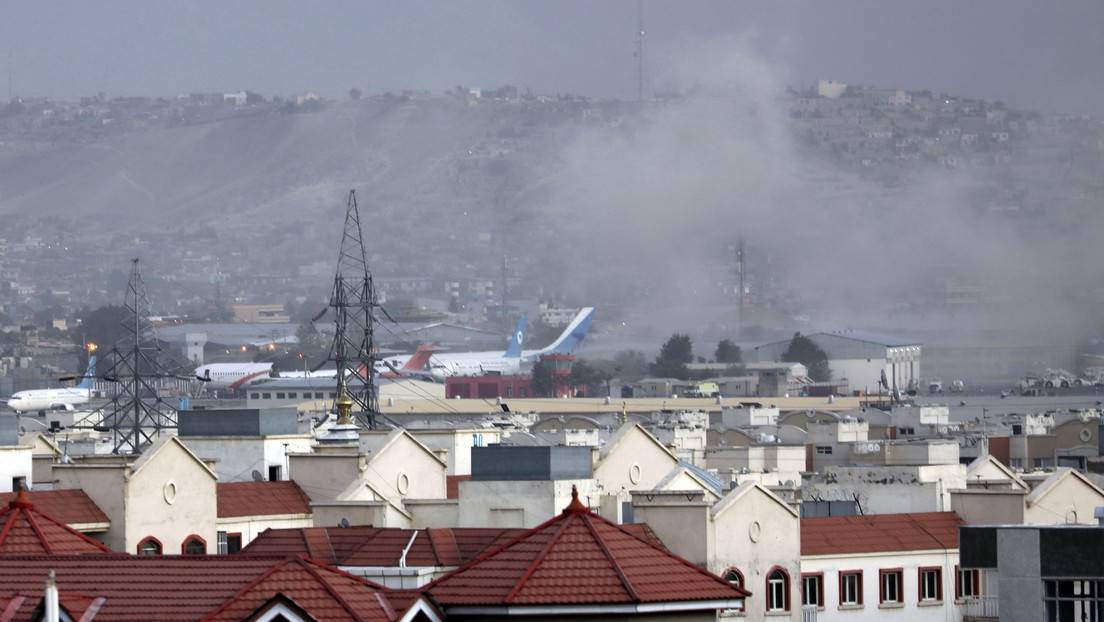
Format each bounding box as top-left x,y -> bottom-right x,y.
0,491 -> 113,555
0,490 -> 109,527
243,526 -> 527,567
0,556 -> 418,622
801,512 -> 964,556
216,481 -> 312,519
425,489 -> 749,608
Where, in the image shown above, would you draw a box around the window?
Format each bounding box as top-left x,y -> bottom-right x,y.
880,569 -> 903,604
766,567 -> 790,612
250,392 -> 259,399
314,392 -> 323,399
919,567 -> 943,602
137,536 -> 162,556
225,533 -> 242,554
329,392 -> 337,399
217,531 -> 228,555
839,570 -> 863,606
802,573 -> 824,608
11,476 -> 26,492
723,568 -> 744,590
956,566 -> 981,599
268,465 -> 281,481
1044,579 -> 1104,622
261,392 -> 271,399
815,446 -> 833,455
472,433 -> 485,447
275,392 -> 285,399
182,535 -> 206,555
287,392 -> 297,399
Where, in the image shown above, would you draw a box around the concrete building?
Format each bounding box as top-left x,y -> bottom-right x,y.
289,428 -> 449,529
215,480 -> 314,551
52,435 -> 218,554
177,407 -> 313,482
0,416 -> 31,492
409,427 -> 502,475
528,416 -> 601,446
752,330 -> 921,394
632,483 -> 801,621
960,523 -> 1104,622
804,463 -> 967,514
802,512 -> 972,621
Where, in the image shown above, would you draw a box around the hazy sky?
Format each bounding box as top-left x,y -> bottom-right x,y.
2,0 -> 1102,113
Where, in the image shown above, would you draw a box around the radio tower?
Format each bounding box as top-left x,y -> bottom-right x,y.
322,190 -> 381,428
99,258 -> 178,454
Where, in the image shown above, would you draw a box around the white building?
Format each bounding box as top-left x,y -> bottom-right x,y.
751,330 -> 921,394
801,512 -> 977,621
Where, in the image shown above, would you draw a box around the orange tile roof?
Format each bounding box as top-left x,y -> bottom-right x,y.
0,556 -> 416,622
216,481 -> 312,518
0,490 -> 109,527
0,491 -> 113,555
425,488 -> 749,608
801,512 -> 964,556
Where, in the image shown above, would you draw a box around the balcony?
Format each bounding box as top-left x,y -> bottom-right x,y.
962,595 -> 999,621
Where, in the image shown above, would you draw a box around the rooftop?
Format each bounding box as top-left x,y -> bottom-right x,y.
801,511 -> 963,556
0,555 -> 417,622
426,487 -> 748,609
0,491 -> 114,555
217,481 -> 313,519
0,489 -> 109,528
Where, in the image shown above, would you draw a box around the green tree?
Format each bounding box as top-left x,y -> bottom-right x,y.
650,333 -> 693,380
782,332 -> 831,382
530,359 -> 555,397
569,359 -> 609,397
715,339 -> 742,363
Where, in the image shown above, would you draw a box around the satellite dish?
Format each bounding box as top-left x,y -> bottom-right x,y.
339,518 -> 350,529
251,470 -> 264,482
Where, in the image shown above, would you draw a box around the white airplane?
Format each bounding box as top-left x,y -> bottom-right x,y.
6,356 -> 97,413
194,362 -> 274,390
420,307 -> 595,381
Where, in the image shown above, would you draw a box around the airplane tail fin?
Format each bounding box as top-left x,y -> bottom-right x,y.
504,316 -> 528,358
541,307 -> 595,355
77,356 -> 96,390
403,344 -> 435,371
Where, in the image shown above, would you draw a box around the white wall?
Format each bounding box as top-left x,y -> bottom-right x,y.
0,446 -> 32,491
180,435 -> 312,482
457,479 -> 597,528
801,550 -> 965,622
217,514 -> 313,548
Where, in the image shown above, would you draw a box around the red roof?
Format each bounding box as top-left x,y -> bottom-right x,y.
216,481 -> 312,518
0,491 -> 114,555
244,523 -> 667,568
0,490 -> 109,527
0,556 -> 419,622
425,488 -> 749,608
801,512 -> 964,556
243,526 -> 527,567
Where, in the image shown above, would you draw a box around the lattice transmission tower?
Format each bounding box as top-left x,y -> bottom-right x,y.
318,190 -> 381,428
98,258 -> 179,453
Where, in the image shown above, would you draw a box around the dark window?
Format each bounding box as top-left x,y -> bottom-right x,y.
137,536 -> 162,556
840,570 -> 863,606
287,392 -> 297,399
919,567 -> 943,602
1044,579 -> 1103,622
182,536 -> 206,555
816,446 -> 833,455
268,465 -> 281,481
956,566 -> 981,599
225,533 -> 242,554
314,392 -> 324,399
275,392 -> 285,399
261,392 -> 271,399
880,569 -> 903,604
723,568 -> 744,590
11,477 -> 26,492
767,568 -> 790,612
250,393 -> 260,399
802,573 -> 824,607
